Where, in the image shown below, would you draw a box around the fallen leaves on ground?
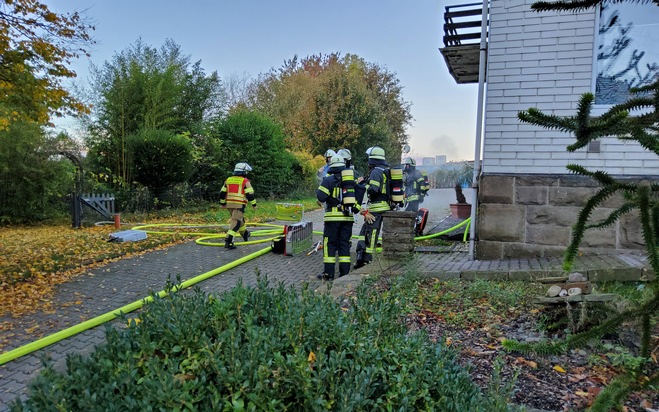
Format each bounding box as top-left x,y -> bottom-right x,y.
0,224 -> 190,318
399,278 -> 659,411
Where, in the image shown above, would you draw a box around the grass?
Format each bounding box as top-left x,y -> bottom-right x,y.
409,277 -> 544,329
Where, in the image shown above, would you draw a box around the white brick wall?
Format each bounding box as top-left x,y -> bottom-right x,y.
483,0 -> 659,176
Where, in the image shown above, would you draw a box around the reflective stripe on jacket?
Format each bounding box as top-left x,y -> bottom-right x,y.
365,166 -> 391,212
317,172 -> 355,222
220,175 -> 256,207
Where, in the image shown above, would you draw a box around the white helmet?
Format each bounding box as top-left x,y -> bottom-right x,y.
337,148 -> 352,161
324,149 -> 336,158
234,162 -> 252,172
328,154 -> 345,169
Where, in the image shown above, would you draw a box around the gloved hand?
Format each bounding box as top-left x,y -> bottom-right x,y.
252,204 -> 257,210
363,212 -> 376,224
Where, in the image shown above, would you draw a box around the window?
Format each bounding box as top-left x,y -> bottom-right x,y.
595,4 -> 659,105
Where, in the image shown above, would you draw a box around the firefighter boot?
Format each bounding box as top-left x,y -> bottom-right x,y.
224,235 -> 236,250
241,230 -> 250,242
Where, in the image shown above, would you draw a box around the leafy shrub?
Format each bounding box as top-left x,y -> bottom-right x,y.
12,276 -> 517,411
127,129 -> 194,198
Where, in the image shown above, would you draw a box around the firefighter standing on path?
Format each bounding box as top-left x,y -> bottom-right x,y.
316,155 -> 360,281
402,157 -> 426,212
219,162 -> 257,250
354,146 -> 390,269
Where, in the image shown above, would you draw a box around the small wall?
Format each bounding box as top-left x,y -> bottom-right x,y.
476,173 -> 651,259
382,211 -> 417,260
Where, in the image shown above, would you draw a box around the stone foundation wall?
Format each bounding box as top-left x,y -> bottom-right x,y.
476,174 -> 651,259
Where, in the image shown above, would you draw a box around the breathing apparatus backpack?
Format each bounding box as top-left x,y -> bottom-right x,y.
388,166 -> 405,209
340,168 -> 357,214
421,171 -> 430,196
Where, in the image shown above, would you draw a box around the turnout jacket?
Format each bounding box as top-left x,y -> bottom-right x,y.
219,173 -> 256,208
317,167 -> 360,222
364,166 -> 391,213
404,167 -> 426,202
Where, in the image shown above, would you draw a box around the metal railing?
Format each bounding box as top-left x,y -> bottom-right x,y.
443,2 -> 487,47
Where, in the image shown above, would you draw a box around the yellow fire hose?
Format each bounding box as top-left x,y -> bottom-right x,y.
0,245 -> 272,366
0,217 -> 471,365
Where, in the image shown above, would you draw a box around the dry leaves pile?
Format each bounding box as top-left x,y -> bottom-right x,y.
0,224 -> 187,318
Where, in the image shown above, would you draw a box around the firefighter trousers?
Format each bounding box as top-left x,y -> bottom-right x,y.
323,220 -> 353,278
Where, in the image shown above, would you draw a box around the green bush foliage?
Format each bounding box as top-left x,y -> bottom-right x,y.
0,122 -> 75,223
12,276 -> 515,411
209,110 -> 303,197
126,128 -> 194,197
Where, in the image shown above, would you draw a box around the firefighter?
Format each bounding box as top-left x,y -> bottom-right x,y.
316,154 -> 359,281
354,146 -> 390,269
219,162 -> 257,250
337,148 -> 362,178
402,157 -> 426,212
317,149 -> 337,182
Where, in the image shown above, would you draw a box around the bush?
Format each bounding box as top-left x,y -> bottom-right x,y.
12,276 -> 517,411
127,129 -> 194,198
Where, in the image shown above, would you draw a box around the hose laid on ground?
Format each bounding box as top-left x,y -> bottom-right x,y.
0,245 -> 273,366
414,217 -> 471,242
132,223 -> 285,246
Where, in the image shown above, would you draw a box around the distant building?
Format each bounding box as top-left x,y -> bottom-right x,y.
421,157 -> 435,166
435,155 -> 447,165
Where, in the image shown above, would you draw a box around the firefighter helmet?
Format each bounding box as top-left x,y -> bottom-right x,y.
234,162 -> 252,172
337,148 -> 352,161
402,157 -> 416,166
324,149 -> 336,159
367,146 -> 386,160
328,154 -> 345,169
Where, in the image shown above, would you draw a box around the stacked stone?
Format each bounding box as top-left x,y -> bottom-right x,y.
381,211 -> 417,260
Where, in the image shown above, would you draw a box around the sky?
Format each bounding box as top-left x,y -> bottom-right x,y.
46,0 -> 479,161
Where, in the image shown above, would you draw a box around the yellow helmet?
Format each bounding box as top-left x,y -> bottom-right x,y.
328,154 -> 345,169
402,157 -> 416,166
367,146 -> 385,160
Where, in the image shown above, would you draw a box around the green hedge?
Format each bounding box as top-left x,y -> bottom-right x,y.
12,277 -> 517,411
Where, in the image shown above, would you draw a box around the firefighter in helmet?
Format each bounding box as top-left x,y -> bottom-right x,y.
317,149 -> 337,182
337,148 -> 362,179
402,157 -> 425,212
316,154 -> 360,280
219,162 -> 257,250
354,146 -> 390,269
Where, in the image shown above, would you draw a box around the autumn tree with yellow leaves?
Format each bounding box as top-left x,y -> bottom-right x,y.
0,0 -> 94,128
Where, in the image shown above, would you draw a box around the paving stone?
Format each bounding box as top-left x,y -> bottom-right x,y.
0,206 -> 650,412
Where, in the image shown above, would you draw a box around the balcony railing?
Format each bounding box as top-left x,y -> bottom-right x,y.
443,2 -> 486,47
439,2 -> 488,84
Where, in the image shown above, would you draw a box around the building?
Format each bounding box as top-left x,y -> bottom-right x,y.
440,1 -> 659,259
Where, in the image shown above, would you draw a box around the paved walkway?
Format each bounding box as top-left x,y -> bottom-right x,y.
0,206 -> 652,410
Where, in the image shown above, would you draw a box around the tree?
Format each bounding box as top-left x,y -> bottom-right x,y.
506,2 -> 659,410
86,39 -> 223,189
246,53 -> 412,171
0,0 -> 94,128
0,121 -> 75,222
126,129 -> 194,198
208,110 -> 301,196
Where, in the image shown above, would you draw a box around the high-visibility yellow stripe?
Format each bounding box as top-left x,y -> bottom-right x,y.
318,186 -> 330,195
368,202 -> 390,212
338,256 -> 351,263
323,257 -> 336,263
